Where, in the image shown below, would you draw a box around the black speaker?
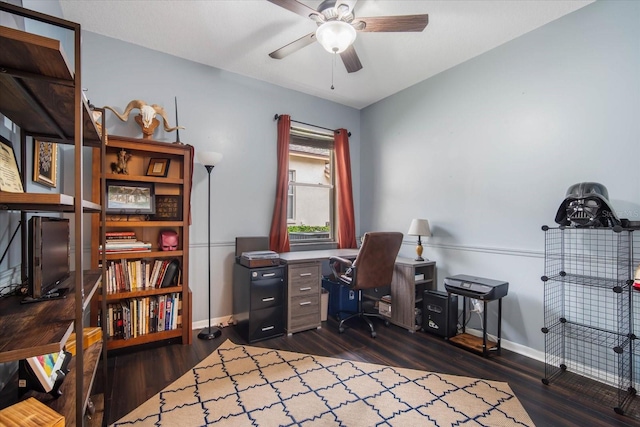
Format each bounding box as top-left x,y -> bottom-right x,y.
422,290 -> 458,338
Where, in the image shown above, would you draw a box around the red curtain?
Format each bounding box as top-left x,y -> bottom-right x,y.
334,129 -> 357,249
269,115 -> 291,253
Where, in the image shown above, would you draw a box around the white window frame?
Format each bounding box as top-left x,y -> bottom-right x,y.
288,126 -> 335,245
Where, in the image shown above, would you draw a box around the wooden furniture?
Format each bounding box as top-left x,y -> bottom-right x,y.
90,136 -> 192,350
232,263 -> 286,342
389,258 -> 437,332
448,294 -> 503,357
279,250 -> 437,335
0,4 -> 105,425
279,249 -> 358,334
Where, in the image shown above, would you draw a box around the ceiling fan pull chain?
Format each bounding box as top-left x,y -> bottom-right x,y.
331,52 -> 336,90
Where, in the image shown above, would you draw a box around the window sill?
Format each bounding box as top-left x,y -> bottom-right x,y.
289,241 -> 338,252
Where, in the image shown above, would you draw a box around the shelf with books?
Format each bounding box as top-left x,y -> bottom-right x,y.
102,292 -> 184,351
90,136 -> 192,351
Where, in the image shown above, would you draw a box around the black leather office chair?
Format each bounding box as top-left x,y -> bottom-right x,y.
329,232 -> 403,338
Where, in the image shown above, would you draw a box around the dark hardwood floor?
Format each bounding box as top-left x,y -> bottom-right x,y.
100,318 -> 639,426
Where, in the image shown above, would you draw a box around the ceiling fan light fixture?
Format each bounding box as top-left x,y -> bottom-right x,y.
315,20 -> 356,54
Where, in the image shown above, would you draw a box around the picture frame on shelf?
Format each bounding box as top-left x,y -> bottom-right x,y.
33,140 -> 57,188
146,158 -> 170,177
106,180 -> 156,215
0,135 -> 24,193
152,195 -> 183,221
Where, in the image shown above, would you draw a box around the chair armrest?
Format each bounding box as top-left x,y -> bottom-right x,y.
329,256 -> 355,286
329,256 -> 353,268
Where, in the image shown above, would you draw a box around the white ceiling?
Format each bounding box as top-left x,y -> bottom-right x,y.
59,0 -> 594,110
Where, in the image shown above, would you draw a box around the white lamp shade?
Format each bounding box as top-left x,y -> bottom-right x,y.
408,219 -> 431,237
197,151 -> 223,167
316,21 -> 357,54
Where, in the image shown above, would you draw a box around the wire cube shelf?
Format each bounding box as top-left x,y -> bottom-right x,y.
541,226 -> 637,416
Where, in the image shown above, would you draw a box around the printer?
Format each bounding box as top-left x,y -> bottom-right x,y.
444,274 -> 508,300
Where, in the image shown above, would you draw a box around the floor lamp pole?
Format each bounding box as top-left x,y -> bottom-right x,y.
198,164 -> 221,340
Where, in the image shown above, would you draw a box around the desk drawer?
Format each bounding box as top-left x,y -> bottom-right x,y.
289,312 -> 320,331
248,306 -> 284,342
288,264 -> 320,297
290,294 -> 319,318
250,278 -> 284,310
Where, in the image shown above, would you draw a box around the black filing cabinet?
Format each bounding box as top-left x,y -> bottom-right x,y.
233,263 -> 285,343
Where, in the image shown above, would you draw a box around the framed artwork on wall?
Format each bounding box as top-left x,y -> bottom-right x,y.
33,140 -> 57,188
0,135 -> 24,193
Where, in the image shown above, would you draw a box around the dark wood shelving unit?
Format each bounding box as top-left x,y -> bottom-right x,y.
0,4 -> 107,426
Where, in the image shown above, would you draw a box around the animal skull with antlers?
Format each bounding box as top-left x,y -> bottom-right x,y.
104,100 -> 184,140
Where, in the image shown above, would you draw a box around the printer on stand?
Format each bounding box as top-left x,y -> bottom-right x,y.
444,274 -> 509,357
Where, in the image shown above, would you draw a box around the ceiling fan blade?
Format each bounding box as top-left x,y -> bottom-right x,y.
267,0 -> 318,19
340,45 -> 362,73
269,32 -> 317,59
356,14 -> 429,32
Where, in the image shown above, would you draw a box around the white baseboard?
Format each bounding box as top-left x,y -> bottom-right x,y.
192,315 -> 235,332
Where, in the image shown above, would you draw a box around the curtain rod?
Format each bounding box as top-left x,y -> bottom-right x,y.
274,114 -> 351,137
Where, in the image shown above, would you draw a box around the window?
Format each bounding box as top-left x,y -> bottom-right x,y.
288,127 -> 334,244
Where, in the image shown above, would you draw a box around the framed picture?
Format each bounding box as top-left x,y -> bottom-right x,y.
33,140 -> 58,188
106,180 -> 156,215
146,158 -> 170,177
0,135 -> 24,193
152,195 -> 183,221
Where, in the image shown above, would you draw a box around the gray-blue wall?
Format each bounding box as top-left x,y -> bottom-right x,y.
78,32 -> 361,331
360,0 -> 640,356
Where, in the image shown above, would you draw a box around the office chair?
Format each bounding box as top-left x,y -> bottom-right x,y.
329,232 -> 403,338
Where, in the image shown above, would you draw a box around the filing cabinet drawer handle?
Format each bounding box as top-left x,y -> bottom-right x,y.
299,287 -> 312,291
299,273 -> 312,277
262,297 -> 275,302
299,301 -> 311,306
261,325 -> 275,331
263,273 -> 276,277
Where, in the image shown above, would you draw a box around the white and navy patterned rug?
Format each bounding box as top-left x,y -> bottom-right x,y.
112,339 -> 534,426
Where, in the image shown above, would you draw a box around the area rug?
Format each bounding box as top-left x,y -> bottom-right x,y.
112,339 -> 535,426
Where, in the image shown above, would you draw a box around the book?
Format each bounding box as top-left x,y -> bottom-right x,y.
105,231 -> 136,237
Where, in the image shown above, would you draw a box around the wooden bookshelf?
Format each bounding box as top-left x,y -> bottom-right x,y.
90,136 -> 192,350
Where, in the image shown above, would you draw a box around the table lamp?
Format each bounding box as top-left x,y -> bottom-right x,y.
407,219 -> 431,261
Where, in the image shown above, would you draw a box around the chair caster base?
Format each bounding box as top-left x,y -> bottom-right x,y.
339,326 -> 345,334
371,331 -> 377,338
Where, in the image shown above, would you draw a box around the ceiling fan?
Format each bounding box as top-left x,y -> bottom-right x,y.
268,0 -> 429,73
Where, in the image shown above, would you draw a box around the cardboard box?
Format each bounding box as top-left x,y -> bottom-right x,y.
0,397 -> 64,427
66,327 -> 102,356
378,296 -> 392,318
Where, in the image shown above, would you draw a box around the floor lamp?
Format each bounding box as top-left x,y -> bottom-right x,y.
197,151 -> 223,340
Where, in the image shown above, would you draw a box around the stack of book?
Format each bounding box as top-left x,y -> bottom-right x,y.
99,231 -> 152,254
